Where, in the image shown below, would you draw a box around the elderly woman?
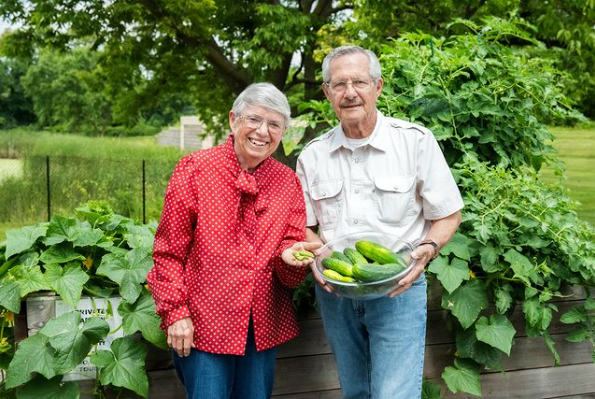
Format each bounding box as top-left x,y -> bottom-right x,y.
147,83 -> 319,399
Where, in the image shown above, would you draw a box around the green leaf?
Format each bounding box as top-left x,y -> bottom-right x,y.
91,336 -> 149,398
584,298 -> 595,311
442,358 -> 482,396
118,289 -> 167,350
16,375 -> 79,399
494,284 -> 514,314
73,227 -> 104,248
0,281 -> 22,313
522,297 -> 553,331
97,248 -> 153,302
429,257 -> 470,294
44,262 -> 90,307
475,315 -> 516,355
560,307 -> 587,324
42,216 -> 80,246
543,331 -> 560,366
40,311 -> 110,374
39,244 -> 86,264
9,265 -> 51,296
442,279 -> 489,329
456,328 -> 502,370
440,233 -> 471,261
5,333 -> 56,389
124,225 -> 155,249
504,249 -> 535,286
5,225 -> 47,259
421,380 -> 442,399
479,244 -> 500,273
565,326 -> 589,343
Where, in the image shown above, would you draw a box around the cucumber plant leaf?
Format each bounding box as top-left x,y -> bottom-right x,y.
73,226 -> 104,248
0,281 -> 22,313
429,256 -> 470,294
40,311 -> 110,374
16,374 -> 79,399
439,233 -> 471,261
42,216 -> 80,246
5,333 -> 56,389
39,244 -> 86,264
5,225 -> 47,259
91,336 -> 149,398
442,279 -> 489,329
442,358 -> 482,396
118,289 -> 167,349
474,315 -> 516,355
44,262 -> 90,307
97,248 -> 153,303
9,265 -> 51,296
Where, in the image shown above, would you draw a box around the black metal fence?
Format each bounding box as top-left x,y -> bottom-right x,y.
0,154 -> 179,226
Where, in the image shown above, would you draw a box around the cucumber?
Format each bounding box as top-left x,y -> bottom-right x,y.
293,250 -> 314,261
355,240 -> 401,264
353,262 -> 408,282
323,269 -> 356,283
322,257 -> 354,277
343,247 -> 368,265
331,251 -> 352,264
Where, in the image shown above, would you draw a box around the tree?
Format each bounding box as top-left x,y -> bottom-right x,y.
0,41 -> 35,128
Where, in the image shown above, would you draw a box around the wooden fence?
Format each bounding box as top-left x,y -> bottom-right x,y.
18,278 -> 595,398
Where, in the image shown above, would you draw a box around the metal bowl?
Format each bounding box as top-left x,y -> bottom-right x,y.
312,231 -> 416,300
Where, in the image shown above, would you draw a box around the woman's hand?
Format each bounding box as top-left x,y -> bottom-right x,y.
282,241 -> 323,266
168,317 -> 195,357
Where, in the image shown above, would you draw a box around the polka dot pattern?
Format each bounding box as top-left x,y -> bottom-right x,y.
147,136 -> 308,355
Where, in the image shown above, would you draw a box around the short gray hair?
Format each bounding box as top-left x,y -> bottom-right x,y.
232,82 -> 291,127
322,45 -> 382,83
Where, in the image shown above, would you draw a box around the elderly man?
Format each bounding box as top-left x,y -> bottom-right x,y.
148,82 -> 320,399
296,46 -> 464,398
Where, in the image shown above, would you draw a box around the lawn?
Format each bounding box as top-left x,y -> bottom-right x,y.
539,126 -> 595,226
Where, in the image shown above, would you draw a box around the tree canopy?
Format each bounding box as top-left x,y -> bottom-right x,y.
0,0 -> 593,156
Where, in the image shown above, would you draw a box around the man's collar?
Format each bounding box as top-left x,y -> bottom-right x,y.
329,110 -> 387,153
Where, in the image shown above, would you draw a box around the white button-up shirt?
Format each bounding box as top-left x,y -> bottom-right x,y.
296,111 -> 464,244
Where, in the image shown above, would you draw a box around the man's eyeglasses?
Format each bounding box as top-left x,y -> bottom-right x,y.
325,79 -> 374,93
239,114 -> 285,135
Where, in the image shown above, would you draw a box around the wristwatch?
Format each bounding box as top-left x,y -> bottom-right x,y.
417,239 -> 440,260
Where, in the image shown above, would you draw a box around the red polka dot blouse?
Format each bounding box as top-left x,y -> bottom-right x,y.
147,136 -> 308,355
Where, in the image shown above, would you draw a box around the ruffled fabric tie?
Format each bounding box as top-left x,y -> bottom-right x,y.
236,170 -> 259,195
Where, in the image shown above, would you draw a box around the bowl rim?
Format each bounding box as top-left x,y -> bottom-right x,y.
313,231 -> 417,287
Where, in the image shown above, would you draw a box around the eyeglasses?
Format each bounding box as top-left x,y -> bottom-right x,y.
239,114 -> 285,135
325,79 -> 375,93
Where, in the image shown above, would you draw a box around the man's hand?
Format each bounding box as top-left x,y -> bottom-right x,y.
168,317 -> 195,357
388,244 -> 433,297
282,241 -> 322,266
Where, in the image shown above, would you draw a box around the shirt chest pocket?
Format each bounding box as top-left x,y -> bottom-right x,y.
373,175 -> 416,224
311,180 -> 344,228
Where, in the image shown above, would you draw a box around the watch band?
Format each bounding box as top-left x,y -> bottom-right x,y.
417,239 -> 440,259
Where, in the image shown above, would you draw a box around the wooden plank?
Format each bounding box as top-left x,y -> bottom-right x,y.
273,354 -> 340,395
272,389 -> 342,398
423,333 -> 594,379
432,363 -> 595,398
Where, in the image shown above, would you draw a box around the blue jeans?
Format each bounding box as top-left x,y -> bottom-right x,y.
172,321 -> 277,399
316,274 -> 427,399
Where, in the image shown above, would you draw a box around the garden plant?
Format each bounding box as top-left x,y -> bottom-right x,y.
0,18 -> 594,398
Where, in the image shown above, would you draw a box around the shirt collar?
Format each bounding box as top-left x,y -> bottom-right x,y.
329,110 -> 387,153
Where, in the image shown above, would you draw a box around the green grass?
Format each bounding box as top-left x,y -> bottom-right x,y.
0,128 -> 186,160
540,126 -> 595,225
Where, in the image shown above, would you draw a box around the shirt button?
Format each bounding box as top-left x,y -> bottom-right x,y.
355,189 -> 360,194
354,158 -> 360,163
353,219 -> 359,224
248,271 -> 254,275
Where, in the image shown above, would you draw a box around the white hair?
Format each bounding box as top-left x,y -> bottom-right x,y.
322,45 -> 382,83
232,82 -> 291,127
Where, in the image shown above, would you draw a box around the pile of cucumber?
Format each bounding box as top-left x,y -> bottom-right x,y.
321,240 -> 408,283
